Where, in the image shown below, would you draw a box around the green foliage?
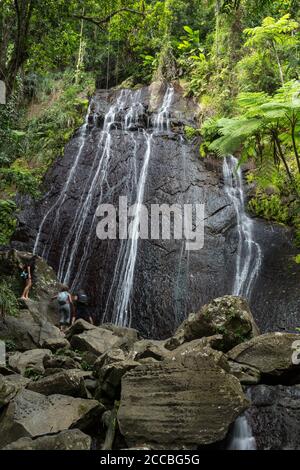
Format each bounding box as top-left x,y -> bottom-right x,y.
242,14 -> 299,88
24,368 -> 43,381
184,126 -> 200,141
0,71 -> 94,244
204,78 -> 300,242
1,0 -> 300,247
207,81 -> 300,186
249,192 -> 289,223
244,14 -> 299,48
0,200 -> 17,245
81,360 -> 94,371
0,279 -> 19,317
4,339 -> 17,352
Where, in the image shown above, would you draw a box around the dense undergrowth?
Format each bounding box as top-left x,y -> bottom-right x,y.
0,71 -> 94,244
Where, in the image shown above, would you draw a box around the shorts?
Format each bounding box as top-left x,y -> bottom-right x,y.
59,303 -> 71,325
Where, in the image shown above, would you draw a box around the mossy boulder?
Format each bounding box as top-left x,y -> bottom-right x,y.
118,350 -> 249,449
2,429 -> 92,450
227,332 -> 300,380
167,296 -> 259,352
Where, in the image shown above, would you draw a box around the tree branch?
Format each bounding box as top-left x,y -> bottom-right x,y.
72,8 -> 145,28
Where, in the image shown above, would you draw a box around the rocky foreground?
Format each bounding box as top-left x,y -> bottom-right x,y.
0,250 -> 300,450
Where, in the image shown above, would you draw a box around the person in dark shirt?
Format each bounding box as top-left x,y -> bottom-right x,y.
72,289 -> 93,324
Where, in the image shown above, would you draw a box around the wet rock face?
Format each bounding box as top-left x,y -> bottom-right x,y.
251,219 -> 300,333
247,385 -> 300,450
11,83 -> 300,339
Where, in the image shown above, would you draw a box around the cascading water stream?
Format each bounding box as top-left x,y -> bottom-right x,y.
104,85 -> 175,327
223,156 -> 261,450
33,101 -> 94,257
34,84 -> 175,329
58,90 -> 131,285
154,86 -> 174,132
228,415 -> 256,450
223,155 -> 262,299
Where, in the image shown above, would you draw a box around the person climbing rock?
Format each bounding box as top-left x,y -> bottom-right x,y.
20,255 -> 37,300
72,289 -> 93,325
52,286 -> 74,332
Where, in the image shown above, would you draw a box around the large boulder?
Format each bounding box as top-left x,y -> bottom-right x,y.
94,349 -> 126,377
169,339 -> 230,371
168,296 -> 259,352
96,360 -> 140,401
27,369 -> 89,398
0,309 -> 63,351
41,337 -> 70,352
0,374 -> 30,407
0,389 -> 104,448
129,340 -> 170,362
101,324 -> 140,349
118,350 -> 248,449
227,360 -> 261,385
65,319 -> 96,339
227,332 -> 300,380
0,249 -> 62,304
0,249 -> 65,350
8,349 -> 52,375
70,327 -> 129,356
2,429 -> 92,450
43,355 -> 80,371
247,384 -> 300,450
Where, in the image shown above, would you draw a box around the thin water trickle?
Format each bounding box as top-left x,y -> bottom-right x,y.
223,155 -> 262,300
154,85 -> 174,132
174,135 -> 190,324
228,415 -> 256,450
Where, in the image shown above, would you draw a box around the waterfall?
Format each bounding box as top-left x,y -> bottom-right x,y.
33,101 -> 94,257
224,157 -> 259,450
58,90 -> 131,286
34,83 -> 175,328
105,85 -> 175,327
228,415 -> 256,450
223,155 -> 262,300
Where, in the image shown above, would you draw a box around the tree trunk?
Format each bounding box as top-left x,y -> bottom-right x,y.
291,118 -> 300,173
272,131 -> 298,195
272,42 -> 284,86
215,0 -> 221,56
5,0 -> 34,95
75,9 -> 85,85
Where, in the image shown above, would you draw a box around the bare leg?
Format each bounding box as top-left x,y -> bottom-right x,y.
23,279 -> 32,299
21,281 -> 29,299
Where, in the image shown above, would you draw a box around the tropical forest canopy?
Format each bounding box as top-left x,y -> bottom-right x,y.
0,0 -> 299,251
